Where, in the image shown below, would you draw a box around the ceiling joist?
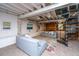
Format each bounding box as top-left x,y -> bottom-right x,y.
18,3 -> 68,19
20,3 -> 33,12
31,3 -> 40,10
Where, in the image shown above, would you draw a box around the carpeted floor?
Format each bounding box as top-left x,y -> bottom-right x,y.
0,36 -> 79,56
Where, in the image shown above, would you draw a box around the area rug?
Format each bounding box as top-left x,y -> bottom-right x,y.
46,44 -> 56,53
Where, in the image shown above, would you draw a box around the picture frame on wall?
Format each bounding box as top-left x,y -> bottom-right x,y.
3,22 -> 11,29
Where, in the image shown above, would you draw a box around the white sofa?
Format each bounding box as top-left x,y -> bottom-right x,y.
16,35 -> 48,56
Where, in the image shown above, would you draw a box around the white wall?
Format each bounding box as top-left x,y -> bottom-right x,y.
19,19 -> 45,37
0,12 -> 17,48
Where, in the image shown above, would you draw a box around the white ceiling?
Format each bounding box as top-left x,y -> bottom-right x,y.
0,3 -> 54,16
0,3 -> 69,21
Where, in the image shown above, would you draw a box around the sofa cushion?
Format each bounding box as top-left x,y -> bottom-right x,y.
25,34 -> 32,38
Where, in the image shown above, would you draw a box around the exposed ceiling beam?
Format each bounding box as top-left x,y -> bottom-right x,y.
0,4 -> 22,14
39,15 -> 48,20
18,3 -> 69,19
39,19 -> 65,23
21,3 -> 33,11
14,3 -> 28,12
8,3 -> 27,13
41,3 -> 45,8
0,7 -> 18,15
31,3 -> 40,10
39,20 -> 58,23
50,11 -> 57,19
5,3 -> 26,14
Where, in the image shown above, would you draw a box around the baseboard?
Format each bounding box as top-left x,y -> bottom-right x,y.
0,36 -> 16,48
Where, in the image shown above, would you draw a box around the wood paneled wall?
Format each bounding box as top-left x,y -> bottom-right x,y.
45,22 -> 57,31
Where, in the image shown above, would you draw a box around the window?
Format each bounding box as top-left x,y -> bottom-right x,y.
27,22 -> 33,30
69,5 -> 77,12
55,9 -> 62,15
61,7 -> 68,14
